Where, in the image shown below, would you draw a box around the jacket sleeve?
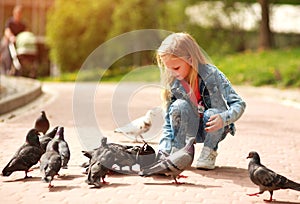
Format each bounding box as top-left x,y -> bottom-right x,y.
217,71 -> 246,126
158,105 -> 174,153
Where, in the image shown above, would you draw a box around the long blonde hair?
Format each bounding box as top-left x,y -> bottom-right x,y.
156,32 -> 209,107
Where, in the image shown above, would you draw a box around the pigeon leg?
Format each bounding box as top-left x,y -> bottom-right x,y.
263,191 -> 274,202
247,192 -> 261,197
172,177 -> 185,185
101,176 -> 109,185
24,171 -> 32,179
177,174 -> 188,179
48,181 -> 54,188
139,135 -> 146,143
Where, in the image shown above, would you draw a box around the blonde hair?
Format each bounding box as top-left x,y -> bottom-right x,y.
156,32 -> 209,107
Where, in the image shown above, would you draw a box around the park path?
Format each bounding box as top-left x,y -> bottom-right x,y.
0,82 -> 300,204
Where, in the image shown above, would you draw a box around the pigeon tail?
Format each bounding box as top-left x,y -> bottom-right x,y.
285,179 -> 300,191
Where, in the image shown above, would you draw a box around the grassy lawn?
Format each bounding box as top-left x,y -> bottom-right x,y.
41,47 -> 300,88
214,47 -> 300,87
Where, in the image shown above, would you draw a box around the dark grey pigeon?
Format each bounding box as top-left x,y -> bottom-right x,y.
46,127 -> 70,169
247,151 -> 300,202
86,137 -> 116,187
39,126 -> 58,152
108,143 -> 139,172
40,140 -> 62,188
81,137 -> 108,174
34,111 -> 50,135
2,129 -> 43,179
139,138 -> 195,184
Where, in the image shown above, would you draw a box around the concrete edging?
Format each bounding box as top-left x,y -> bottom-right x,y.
0,76 -> 42,115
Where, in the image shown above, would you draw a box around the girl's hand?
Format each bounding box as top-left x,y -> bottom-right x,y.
205,114 -> 224,133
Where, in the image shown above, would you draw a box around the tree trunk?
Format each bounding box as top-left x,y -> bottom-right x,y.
258,0 -> 273,50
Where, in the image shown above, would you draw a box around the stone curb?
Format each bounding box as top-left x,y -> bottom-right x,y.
0,76 -> 42,115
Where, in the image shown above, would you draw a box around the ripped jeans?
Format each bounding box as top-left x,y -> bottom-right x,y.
158,99 -> 228,154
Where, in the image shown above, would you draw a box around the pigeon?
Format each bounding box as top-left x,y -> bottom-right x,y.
34,111 -> 50,135
85,137 -> 116,187
39,126 -> 58,152
247,151 -> 300,202
136,142 -> 156,170
114,107 -> 162,142
46,127 -> 70,169
2,129 -> 43,179
40,140 -> 62,188
108,143 -> 140,172
82,138 -> 140,174
81,137 -> 109,174
139,138 -> 195,184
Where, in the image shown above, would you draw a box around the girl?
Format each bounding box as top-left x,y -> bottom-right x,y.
157,32 -> 246,170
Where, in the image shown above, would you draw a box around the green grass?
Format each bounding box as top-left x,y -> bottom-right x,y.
41,47 -> 300,88
214,47 -> 300,87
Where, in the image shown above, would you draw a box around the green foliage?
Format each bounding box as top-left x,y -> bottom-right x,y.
214,47 -> 300,87
46,0 -> 114,72
41,48 -> 300,88
46,0 -> 189,72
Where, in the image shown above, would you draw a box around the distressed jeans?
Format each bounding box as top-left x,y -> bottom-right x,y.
159,99 -> 228,154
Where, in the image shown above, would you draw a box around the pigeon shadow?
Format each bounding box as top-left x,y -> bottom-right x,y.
142,174 -> 220,188
57,174 -> 85,180
118,140 -> 158,145
89,183 -> 131,189
48,185 -> 80,192
192,166 -> 253,187
144,181 -> 220,188
271,200 -> 300,204
4,176 -> 41,182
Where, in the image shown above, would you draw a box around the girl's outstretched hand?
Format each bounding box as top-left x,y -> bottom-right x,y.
205,114 -> 224,133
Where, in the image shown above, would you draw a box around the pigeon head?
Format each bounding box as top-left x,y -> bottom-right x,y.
100,137 -> 107,147
55,126 -> 64,139
247,151 -> 261,164
48,126 -> 59,138
26,128 -> 40,146
41,110 -> 46,117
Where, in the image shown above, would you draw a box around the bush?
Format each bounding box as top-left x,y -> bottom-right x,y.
46,0 -> 114,72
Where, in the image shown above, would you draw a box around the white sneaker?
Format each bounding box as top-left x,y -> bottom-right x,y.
196,146 -> 217,170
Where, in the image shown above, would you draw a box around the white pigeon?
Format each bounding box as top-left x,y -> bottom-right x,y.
114,107 -> 163,142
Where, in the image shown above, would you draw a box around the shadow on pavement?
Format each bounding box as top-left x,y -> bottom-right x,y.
144,181 -> 220,188
193,166 -> 253,187
48,185 -> 80,192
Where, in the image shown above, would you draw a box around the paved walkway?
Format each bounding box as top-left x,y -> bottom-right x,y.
0,82 -> 300,204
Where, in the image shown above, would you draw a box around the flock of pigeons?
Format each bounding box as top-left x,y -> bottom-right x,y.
1,110 -> 300,202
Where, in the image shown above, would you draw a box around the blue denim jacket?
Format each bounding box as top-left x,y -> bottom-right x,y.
163,63 -> 246,141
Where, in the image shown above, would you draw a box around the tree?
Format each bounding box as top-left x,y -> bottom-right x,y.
258,0 -> 273,49
46,0 -> 115,72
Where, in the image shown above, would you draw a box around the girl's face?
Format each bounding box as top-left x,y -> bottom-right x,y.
162,56 -> 191,81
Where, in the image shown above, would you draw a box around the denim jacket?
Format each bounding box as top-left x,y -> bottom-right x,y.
168,63 -> 246,136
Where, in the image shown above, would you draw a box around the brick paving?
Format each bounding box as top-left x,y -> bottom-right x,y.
0,82 -> 300,204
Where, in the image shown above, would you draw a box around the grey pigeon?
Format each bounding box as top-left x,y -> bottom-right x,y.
81,137 -> 109,174
82,138 -> 139,174
46,127 -> 70,169
40,140 -> 62,188
108,143 -> 139,172
139,138 -> 195,184
86,137 -> 116,187
34,111 -> 50,135
114,107 -> 162,142
247,151 -> 300,202
2,129 -> 43,179
39,126 -> 58,152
